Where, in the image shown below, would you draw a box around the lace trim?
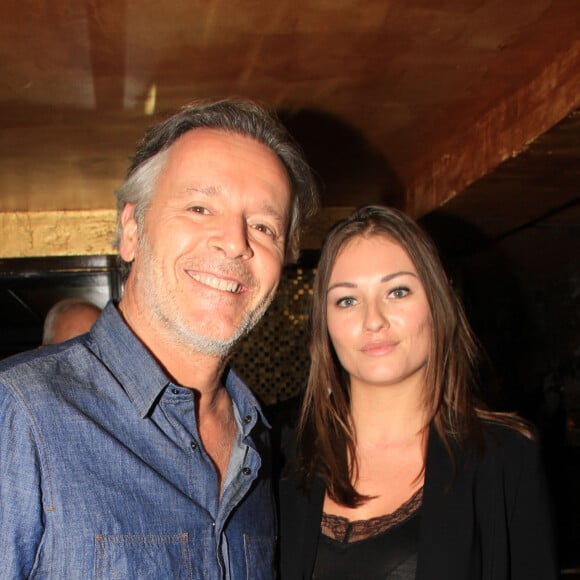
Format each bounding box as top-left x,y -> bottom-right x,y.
321,486 -> 423,543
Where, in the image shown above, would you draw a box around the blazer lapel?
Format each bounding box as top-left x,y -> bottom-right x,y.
416,425 -> 481,580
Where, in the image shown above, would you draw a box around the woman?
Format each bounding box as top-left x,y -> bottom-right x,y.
277,205 -> 557,579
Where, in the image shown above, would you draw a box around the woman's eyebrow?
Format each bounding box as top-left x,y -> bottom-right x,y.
327,271 -> 417,293
380,270 -> 417,282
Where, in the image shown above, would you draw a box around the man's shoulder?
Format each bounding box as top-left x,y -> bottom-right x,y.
0,340 -> 94,400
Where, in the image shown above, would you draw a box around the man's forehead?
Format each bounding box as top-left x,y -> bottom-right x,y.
160,130 -> 291,205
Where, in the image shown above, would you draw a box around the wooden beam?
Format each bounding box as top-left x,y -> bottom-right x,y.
405,38 -> 580,218
0,210 -> 117,258
0,207 -> 358,258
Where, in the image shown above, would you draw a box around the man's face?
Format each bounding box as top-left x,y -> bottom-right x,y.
119,128 -> 292,357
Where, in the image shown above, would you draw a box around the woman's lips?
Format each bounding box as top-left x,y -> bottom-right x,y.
360,340 -> 398,355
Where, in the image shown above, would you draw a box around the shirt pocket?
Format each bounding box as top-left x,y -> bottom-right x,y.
94,532 -> 192,580
244,534 -> 275,580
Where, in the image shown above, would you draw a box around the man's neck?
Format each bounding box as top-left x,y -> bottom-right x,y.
117,295 -> 229,393
197,383 -> 237,493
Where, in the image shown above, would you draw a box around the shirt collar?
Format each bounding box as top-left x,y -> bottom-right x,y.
222,366 -> 271,434
88,301 -> 270,430
87,301 -> 170,418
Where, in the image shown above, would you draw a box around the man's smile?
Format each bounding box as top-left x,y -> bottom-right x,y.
188,271 -> 244,294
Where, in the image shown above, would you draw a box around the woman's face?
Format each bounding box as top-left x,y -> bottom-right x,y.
326,235 -> 432,393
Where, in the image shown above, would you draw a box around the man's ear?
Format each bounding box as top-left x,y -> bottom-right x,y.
119,203 -> 139,262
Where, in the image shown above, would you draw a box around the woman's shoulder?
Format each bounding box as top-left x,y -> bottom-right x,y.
430,418 -> 549,509
475,416 -> 545,477
479,415 -> 538,450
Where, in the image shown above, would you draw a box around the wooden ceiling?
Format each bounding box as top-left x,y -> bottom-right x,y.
0,0 -> 579,258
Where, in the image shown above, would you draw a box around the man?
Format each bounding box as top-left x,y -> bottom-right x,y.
42,297 -> 102,345
0,99 -> 318,578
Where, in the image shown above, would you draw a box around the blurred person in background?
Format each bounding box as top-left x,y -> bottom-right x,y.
41,297 -> 102,345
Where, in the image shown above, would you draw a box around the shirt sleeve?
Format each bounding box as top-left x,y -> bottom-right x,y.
506,433 -> 559,580
0,382 -> 45,578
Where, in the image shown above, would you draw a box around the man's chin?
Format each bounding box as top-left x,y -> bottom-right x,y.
181,304 -> 269,356
179,325 -> 247,358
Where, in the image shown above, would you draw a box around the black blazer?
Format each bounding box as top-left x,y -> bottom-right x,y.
278,423 -> 558,580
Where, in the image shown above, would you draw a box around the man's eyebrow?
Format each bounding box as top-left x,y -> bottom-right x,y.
183,186 -> 287,226
257,203 -> 287,226
184,185 -> 219,196
327,270 -> 417,293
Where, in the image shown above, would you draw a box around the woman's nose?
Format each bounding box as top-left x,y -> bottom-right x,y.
363,301 -> 389,332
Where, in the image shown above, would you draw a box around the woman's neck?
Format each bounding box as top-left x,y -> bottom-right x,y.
349,377 -> 428,446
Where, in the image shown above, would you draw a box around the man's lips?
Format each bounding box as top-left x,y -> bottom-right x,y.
187,271 -> 244,294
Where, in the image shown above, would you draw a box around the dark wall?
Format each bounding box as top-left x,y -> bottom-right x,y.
423,212 -> 580,570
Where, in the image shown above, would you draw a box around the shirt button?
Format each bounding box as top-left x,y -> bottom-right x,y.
190,441 -> 197,450
243,415 -> 252,424
171,388 -> 179,395
242,467 -> 251,476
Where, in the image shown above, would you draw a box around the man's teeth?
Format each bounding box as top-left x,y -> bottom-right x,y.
191,273 -> 241,293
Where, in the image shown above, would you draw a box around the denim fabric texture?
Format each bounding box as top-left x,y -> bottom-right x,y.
0,301 -> 276,579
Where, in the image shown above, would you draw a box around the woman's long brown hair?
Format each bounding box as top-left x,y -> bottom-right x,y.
294,205 -> 531,507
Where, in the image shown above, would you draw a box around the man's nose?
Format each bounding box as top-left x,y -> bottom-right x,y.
210,217 -> 253,260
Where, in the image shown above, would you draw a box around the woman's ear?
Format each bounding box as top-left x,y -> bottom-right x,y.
118,203 -> 139,262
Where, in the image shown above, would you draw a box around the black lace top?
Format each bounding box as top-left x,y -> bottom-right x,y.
313,487 -> 423,580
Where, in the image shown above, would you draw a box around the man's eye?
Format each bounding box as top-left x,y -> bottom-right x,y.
252,223 -> 275,237
189,206 -> 210,215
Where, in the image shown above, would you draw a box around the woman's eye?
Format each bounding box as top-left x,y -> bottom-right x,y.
336,296 -> 357,308
389,286 -> 410,299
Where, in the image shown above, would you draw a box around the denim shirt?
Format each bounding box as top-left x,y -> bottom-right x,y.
0,302 -> 276,579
